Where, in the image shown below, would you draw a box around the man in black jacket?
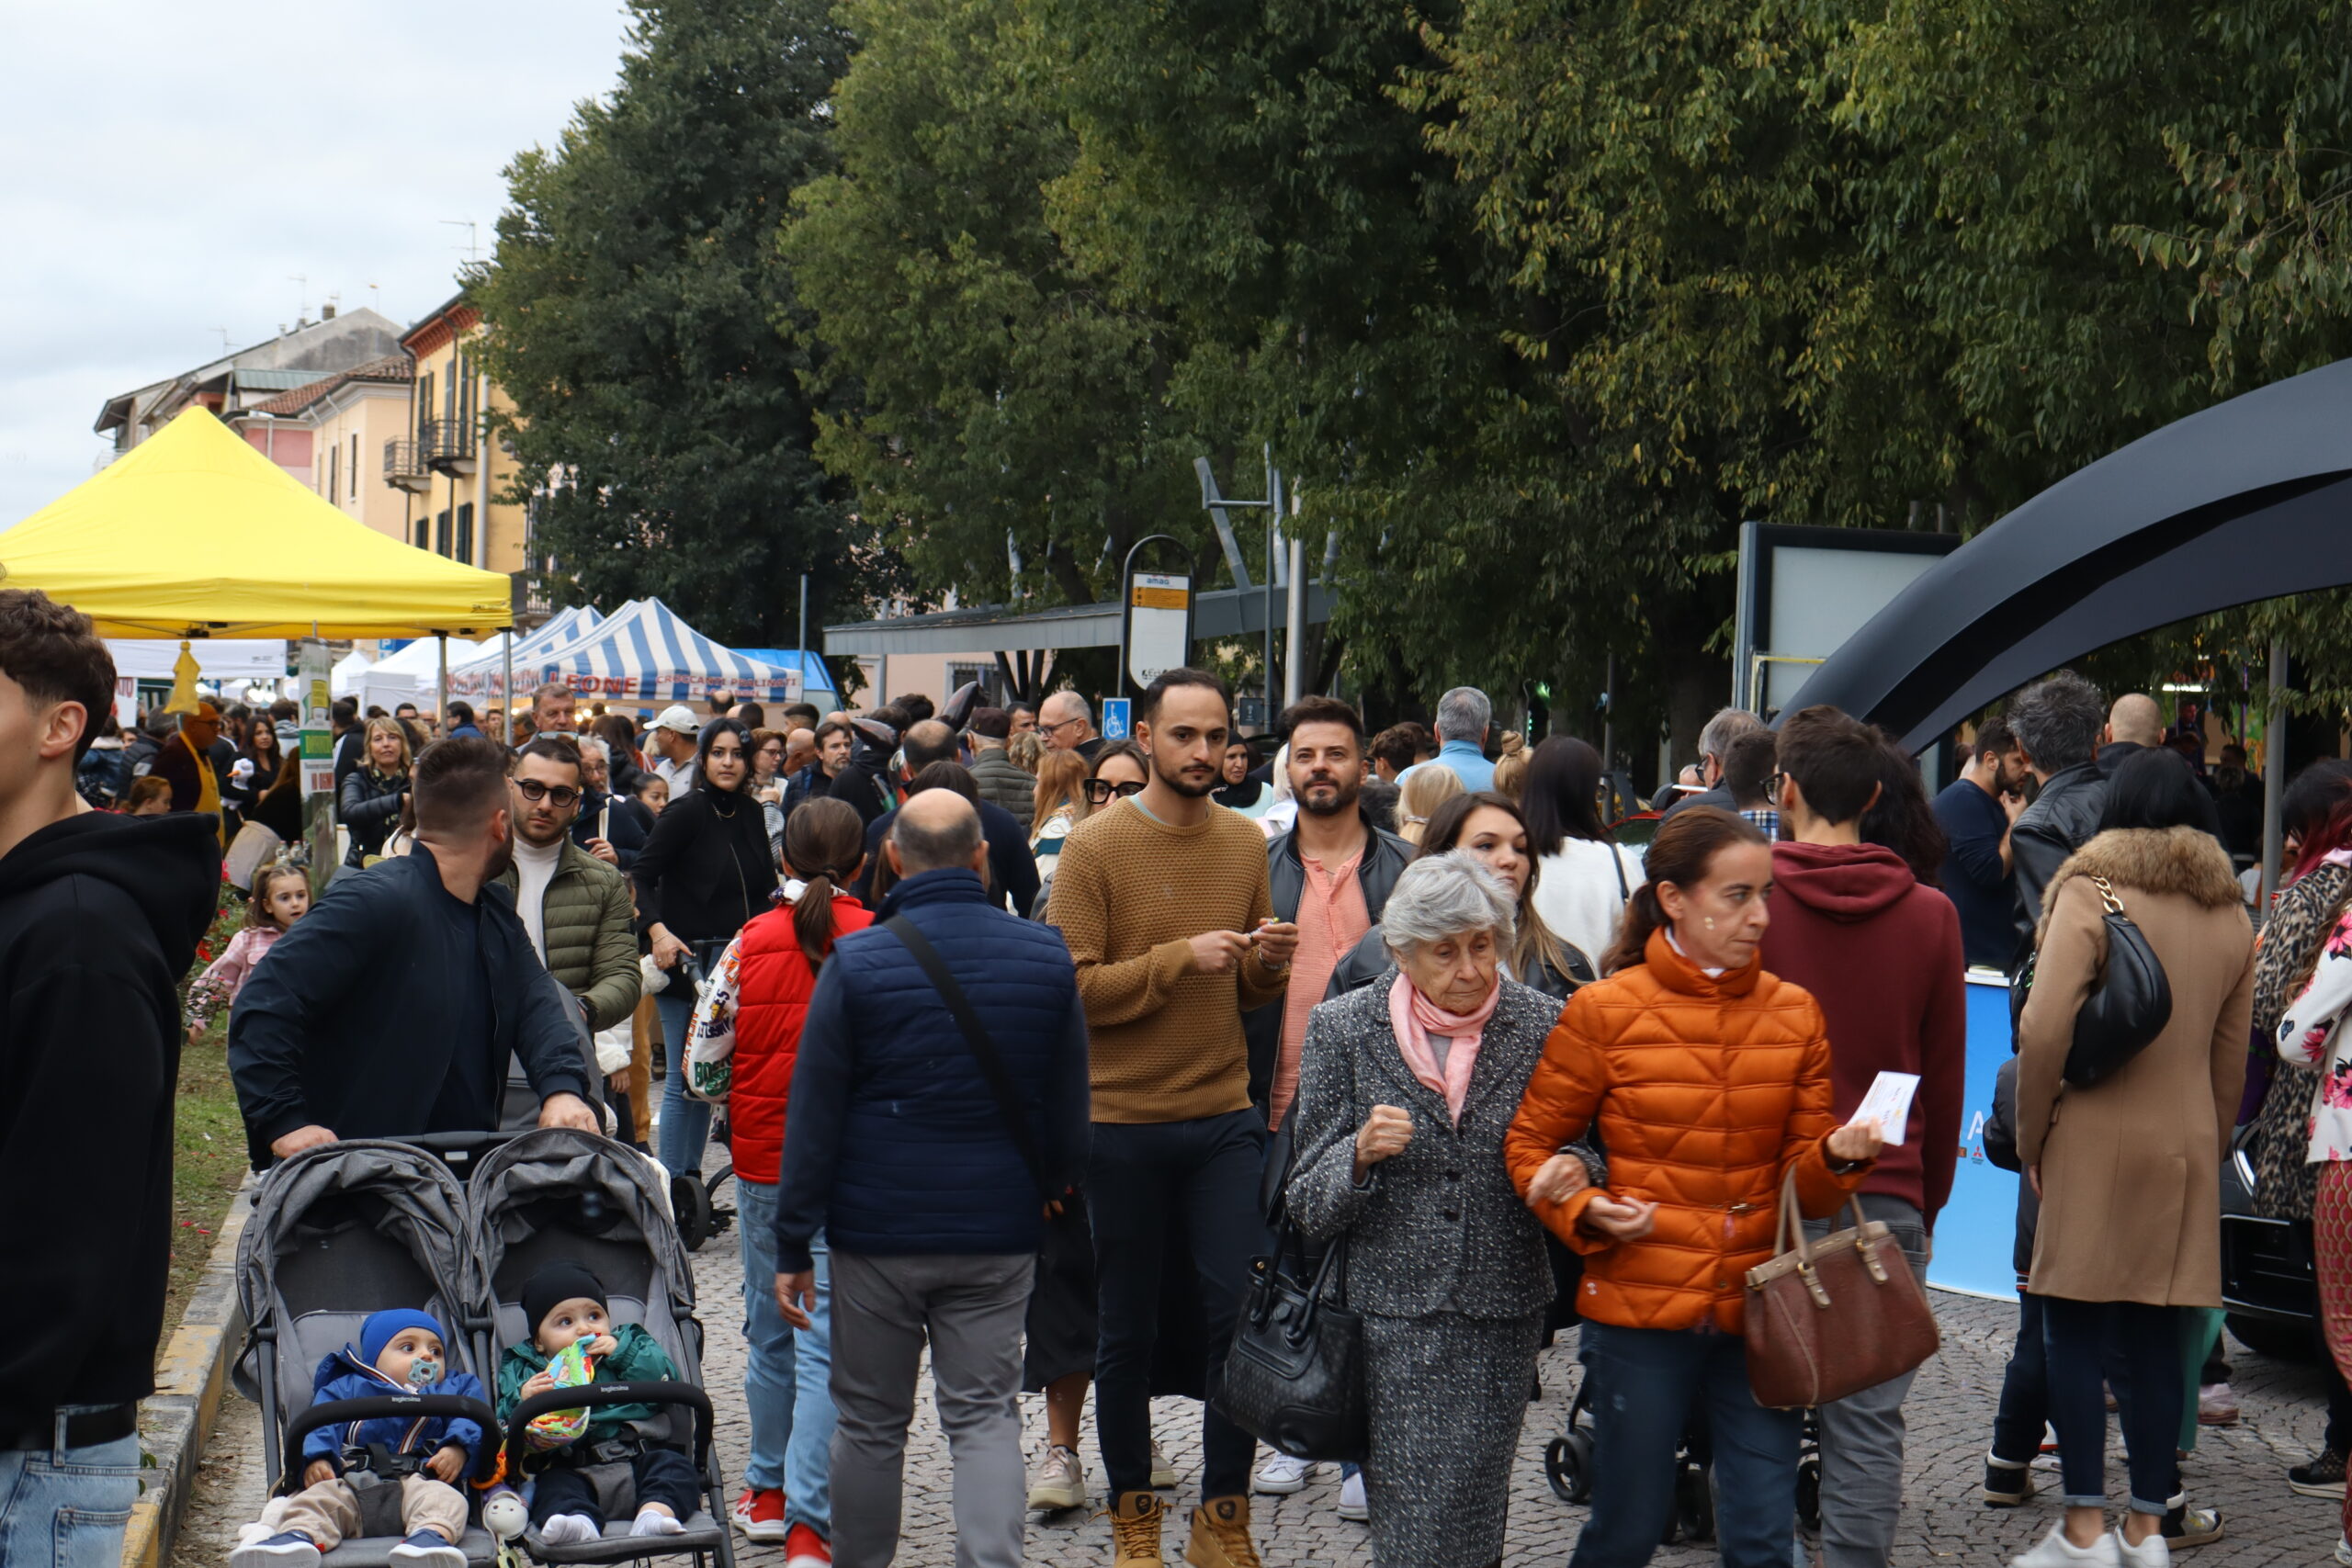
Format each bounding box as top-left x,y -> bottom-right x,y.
2005,670 -> 2109,966
230,737 -> 597,1168
1246,697 -> 1412,1125
0,591 -> 219,1564
853,722 -> 1041,916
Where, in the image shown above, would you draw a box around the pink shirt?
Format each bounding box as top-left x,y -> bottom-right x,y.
1272,846 -> 1368,1129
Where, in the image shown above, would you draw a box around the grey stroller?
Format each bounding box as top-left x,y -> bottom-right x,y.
469,1129 -> 734,1567
233,1136 -> 502,1566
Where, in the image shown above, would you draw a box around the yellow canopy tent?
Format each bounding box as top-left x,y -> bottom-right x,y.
0,407 -> 514,638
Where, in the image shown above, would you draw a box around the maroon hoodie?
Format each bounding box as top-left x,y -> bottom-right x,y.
1758,840 -> 1968,1227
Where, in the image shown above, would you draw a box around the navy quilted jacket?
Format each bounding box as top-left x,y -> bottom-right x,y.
773,868 -> 1091,1269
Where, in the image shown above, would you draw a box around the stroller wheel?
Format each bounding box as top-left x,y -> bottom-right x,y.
1544,1431 -> 1595,1504
673,1173 -> 714,1251
1674,1461 -> 1715,1544
1796,1455 -> 1822,1532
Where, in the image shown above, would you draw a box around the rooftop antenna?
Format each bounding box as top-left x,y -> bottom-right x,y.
210,327 -> 231,352
286,274 -> 309,321
440,218 -> 480,267
367,283 -> 382,314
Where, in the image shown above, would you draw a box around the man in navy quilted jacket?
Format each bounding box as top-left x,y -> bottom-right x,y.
774,789 -> 1091,1568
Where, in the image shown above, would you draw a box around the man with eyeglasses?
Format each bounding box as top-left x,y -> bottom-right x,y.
1038,690 -> 1102,760
492,737 -> 641,1127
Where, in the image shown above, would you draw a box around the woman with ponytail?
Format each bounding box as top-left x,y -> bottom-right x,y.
683,794 -> 870,1553
1505,807 -> 1886,1568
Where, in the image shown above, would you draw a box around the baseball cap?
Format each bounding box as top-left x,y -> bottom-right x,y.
649,705 -> 700,736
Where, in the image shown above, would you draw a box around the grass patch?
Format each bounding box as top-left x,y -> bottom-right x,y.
164,894 -> 253,1335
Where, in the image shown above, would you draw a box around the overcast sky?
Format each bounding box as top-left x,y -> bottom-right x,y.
0,1 -> 636,523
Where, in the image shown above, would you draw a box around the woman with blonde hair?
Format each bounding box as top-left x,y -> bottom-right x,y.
1395,763 -> 1466,846
1030,748 -> 1091,873
338,716 -> 412,866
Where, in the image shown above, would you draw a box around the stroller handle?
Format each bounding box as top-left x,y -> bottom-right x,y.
281,1395 -> 502,1491
500,1381 -> 715,1470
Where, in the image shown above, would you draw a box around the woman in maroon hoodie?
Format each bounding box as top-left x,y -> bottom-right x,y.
1756,705 -> 1966,1568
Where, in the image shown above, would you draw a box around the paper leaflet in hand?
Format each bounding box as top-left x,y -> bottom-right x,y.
1852,1070 -> 1920,1147
523,1337 -> 598,1450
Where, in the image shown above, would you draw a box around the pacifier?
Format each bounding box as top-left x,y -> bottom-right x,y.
407,1357 -> 441,1387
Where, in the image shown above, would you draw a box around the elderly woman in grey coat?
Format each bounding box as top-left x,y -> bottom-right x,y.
1286,853 -> 1559,1568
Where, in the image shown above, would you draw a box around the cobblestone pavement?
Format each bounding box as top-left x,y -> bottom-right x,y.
174,1151 -> 2349,1567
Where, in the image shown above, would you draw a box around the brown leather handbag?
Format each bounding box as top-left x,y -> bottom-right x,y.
1743,1168 -> 1941,1408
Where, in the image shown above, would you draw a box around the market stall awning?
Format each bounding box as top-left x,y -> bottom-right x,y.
529,597 -> 799,705
1,407 -> 514,638
1785,358 -> 2352,750
447,604 -> 610,701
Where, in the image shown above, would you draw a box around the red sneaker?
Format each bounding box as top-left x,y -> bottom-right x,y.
785,1522 -> 832,1567
732,1487 -> 788,1543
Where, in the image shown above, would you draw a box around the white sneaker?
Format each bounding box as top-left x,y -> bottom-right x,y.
2010,1523 -> 2122,1568
2113,1529 -> 2170,1568
1149,1437 -> 1178,1489
2335,1539 -> 2352,1567
1253,1452 -> 1316,1495
1028,1444 -> 1087,1511
1337,1471 -> 1368,1521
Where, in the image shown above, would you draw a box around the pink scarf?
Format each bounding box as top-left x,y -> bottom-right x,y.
1387,971 -> 1499,1124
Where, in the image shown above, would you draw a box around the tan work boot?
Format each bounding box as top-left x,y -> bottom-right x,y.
1108,1491 -> 1168,1566
1183,1495 -> 1262,1568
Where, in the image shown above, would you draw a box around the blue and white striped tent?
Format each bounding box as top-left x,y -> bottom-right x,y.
526,597 -> 799,705
447,604 -> 607,700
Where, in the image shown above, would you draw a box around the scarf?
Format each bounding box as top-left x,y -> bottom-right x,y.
1386,969 -> 1499,1123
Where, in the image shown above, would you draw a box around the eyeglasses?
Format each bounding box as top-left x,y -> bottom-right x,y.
1083,779 -> 1146,805
511,779 -> 582,807
1042,716 -> 1086,735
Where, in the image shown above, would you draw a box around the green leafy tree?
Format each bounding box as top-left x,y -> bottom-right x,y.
469,0 -> 881,648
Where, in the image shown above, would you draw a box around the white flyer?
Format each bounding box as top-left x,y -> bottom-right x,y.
1852,1070 -> 1920,1146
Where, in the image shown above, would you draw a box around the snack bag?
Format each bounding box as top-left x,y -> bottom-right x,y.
523,1337 -> 598,1450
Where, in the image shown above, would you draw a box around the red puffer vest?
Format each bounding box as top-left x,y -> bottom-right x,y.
729,894 -> 875,1183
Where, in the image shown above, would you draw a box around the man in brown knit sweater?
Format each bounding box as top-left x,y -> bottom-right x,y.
1050,669 -> 1296,1568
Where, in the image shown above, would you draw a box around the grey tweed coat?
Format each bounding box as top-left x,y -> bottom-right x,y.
1286,971 -> 1556,1319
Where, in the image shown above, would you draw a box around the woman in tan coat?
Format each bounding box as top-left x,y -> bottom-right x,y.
2014,749 -> 2255,1568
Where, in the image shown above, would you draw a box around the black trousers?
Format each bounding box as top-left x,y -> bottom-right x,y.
1086,1109 -> 1266,1500
528,1446 -> 700,1528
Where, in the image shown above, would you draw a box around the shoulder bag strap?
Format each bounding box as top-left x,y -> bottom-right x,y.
884,916 -> 1052,1199
1609,836 -> 1631,908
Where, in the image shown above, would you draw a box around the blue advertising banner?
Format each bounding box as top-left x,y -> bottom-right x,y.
1928,973 -> 2022,1300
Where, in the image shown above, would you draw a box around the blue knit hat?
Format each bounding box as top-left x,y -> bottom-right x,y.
359,1308 -> 447,1370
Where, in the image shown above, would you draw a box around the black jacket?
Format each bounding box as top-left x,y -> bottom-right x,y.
854,795 -> 1042,918
1984,1055 -> 2035,1280
572,788 -> 650,872
2008,760 -> 2108,965
228,843 -> 592,1167
630,784 -> 780,947
0,812 -> 218,1427
338,767 -> 406,865
1243,810 -> 1414,1110
780,762 -> 832,820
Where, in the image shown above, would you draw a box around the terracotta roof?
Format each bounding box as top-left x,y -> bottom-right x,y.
247,353 -> 413,416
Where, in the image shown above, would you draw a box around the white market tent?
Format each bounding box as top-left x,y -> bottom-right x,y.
110,637 -> 286,683
346,635 -> 484,716
328,649 -> 374,699
524,597 -> 799,709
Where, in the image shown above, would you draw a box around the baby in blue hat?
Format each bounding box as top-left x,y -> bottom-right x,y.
231,1308 -> 488,1568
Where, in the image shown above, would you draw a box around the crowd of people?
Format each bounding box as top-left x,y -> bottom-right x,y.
12,571 -> 2352,1568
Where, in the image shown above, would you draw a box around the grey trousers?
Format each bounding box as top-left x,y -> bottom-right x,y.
1802,1194 -> 1929,1568
829,1250 -> 1036,1568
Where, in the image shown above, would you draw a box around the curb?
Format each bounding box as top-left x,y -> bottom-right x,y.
122,1179 -> 255,1568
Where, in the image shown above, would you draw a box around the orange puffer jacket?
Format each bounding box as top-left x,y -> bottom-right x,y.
1504,928 -> 1871,1334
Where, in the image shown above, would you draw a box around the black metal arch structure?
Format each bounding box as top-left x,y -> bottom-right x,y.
1783,359 -> 2352,752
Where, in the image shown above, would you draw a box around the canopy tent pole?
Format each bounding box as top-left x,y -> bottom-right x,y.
2261,637 -> 2288,909
437,636 -> 448,740
503,632 -> 514,734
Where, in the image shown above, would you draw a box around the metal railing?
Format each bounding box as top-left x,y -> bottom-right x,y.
420,418 -> 477,472
381,438 -> 430,491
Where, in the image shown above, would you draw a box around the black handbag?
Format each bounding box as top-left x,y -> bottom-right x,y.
2011,874 -> 2173,1087
1214,1168 -> 1369,1463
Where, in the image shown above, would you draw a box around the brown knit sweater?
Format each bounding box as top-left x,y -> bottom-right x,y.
1051,799 -> 1289,1122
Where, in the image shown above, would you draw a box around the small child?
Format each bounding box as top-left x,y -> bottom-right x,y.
633,773 -> 670,818
496,1263 -> 699,1544
125,776 -> 173,816
231,1309 -> 484,1568
186,863 -> 309,1040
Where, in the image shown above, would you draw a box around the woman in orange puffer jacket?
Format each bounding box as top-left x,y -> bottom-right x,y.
1505,807 -> 1884,1568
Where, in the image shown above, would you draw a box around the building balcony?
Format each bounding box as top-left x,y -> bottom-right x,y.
420,418 -> 478,476
511,570 -> 554,626
381,438 -> 432,493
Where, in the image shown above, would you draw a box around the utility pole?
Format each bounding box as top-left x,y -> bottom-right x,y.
1196,447 -> 1290,722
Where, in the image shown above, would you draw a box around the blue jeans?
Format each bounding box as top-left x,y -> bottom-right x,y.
655,988 -> 709,1177
0,1423 -> 142,1568
737,1179 -> 836,1533
2043,1297 -> 2181,1515
1570,1323 -> 1803,1568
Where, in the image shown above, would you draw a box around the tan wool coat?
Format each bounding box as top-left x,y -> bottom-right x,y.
2018,827 -> 2256,1307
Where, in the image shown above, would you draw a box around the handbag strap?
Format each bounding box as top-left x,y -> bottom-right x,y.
2088,874 -> 2126,917
1774,1162 -> 1870,1262
885,916 -> 1053,1200
1609,839 -> 1631,908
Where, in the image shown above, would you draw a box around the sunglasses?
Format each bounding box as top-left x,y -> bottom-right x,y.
1083,779 -> 1146,805
511,779 -> 582,807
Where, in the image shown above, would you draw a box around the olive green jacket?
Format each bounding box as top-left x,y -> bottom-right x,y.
495,840 -> 640,1032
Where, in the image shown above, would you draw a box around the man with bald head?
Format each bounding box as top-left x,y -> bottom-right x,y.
2098,691 -> 2164,776
774,789 -> 1089,1568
